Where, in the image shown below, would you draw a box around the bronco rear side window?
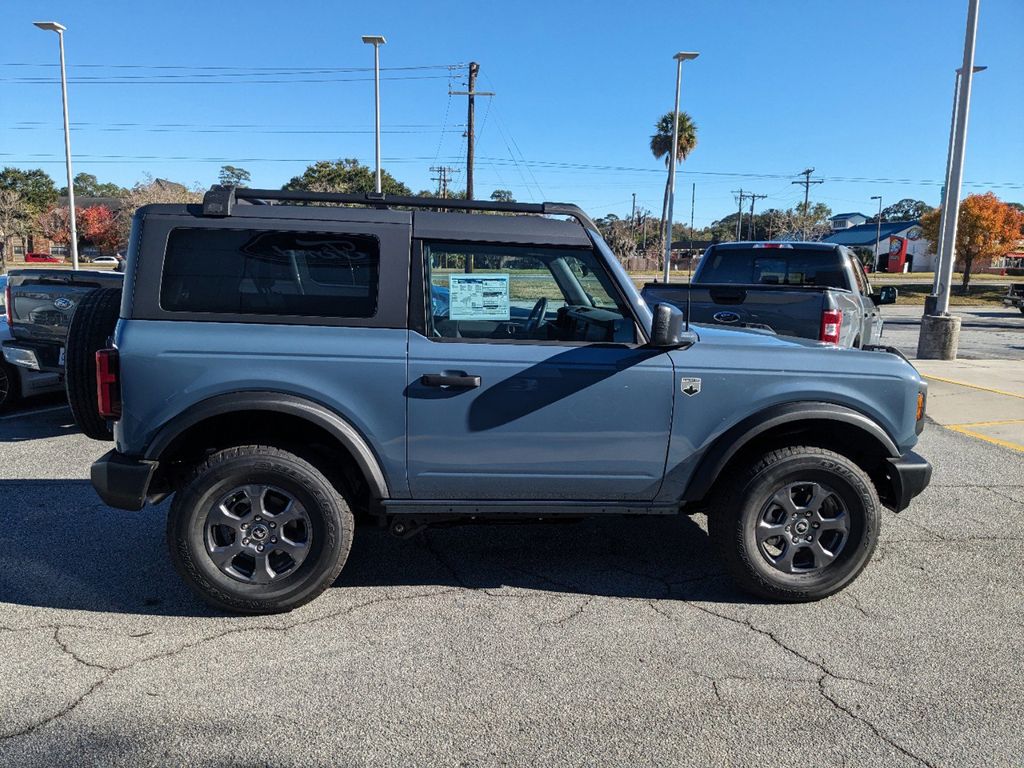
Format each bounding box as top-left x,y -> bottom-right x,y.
160,228 -> 380,318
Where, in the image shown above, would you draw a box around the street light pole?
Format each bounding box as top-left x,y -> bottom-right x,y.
871,195 -> 882,270
34,21 -> 78,270
934,64 -> 986,294
918,0 -> 981,360
663,51 -> 699,284
361,35 -> 387,193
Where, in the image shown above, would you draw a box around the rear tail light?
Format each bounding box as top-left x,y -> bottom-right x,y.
96,348 -> 121,419
4,282 -> 11,325
820,309 -> 843,345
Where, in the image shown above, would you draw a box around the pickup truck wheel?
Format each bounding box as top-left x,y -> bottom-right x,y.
167,445 -> 354,614
65,287 -> 121,441
708,446 -> 880,602
0,362 -> 20,411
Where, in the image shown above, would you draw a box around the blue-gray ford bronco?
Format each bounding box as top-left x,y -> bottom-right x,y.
88,186 -> 931,614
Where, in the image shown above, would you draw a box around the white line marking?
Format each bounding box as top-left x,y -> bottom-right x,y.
0,404 -> 70,421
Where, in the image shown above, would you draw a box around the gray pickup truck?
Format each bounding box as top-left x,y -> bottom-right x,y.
3,268 -> 124,432
643,242 -> 897,348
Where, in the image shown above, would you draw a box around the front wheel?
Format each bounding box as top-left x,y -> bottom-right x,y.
708,446 -> 881,602
167,445 -> 354,614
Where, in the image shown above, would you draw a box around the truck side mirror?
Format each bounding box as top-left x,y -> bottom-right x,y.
649,303 -> 685,347
872,286 -> 898,306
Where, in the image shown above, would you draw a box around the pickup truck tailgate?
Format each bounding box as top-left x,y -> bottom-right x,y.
7,269 -> 124,344
643,283 -> 833,339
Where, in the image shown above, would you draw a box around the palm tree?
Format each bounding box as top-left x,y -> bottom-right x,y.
650,111 -> 698,254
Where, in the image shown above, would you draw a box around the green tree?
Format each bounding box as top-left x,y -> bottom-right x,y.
877,198 -> 934,222
59,172 -> 126,198
218,165 -> 252,187
0,167 -> 58,215
490,189 -> 515,203
649,112 -> 698,256
283,159 -> 411,195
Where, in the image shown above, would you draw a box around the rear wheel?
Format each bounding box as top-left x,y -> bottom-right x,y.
0,362 -> 20,411
65,287 -> 121,440
708,446 -> 881,601
167,445 -> 354,614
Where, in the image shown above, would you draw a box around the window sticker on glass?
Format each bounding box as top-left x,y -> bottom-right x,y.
448,273 -> 510,321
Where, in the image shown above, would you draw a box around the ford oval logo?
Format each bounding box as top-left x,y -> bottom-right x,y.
713,311 -> 740,324
53,297 -> 74,311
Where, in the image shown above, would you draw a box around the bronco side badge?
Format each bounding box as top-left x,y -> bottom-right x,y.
680,377 -> 701,396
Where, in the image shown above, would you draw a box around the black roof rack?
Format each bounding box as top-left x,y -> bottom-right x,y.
201,185 -> 599,231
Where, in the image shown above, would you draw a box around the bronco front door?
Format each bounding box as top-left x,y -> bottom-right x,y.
406,239 -> 675,501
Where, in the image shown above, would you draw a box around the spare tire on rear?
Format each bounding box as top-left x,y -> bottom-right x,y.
65,287 -> 122,441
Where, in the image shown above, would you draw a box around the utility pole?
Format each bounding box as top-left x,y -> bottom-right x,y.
791,168 -> 824,240
732,189 -> 747,240
449,62 -> 494,200
688,182 -> 695,255
430,166 -> 457,198
631,193 -> 637,229
748,193 -> 767,240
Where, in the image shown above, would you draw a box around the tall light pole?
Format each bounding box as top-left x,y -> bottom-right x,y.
663,51 -> 699,284
871,195 -> 883,270
918,0 -> 981,360
933,64 -> 986,294
34,21 -> 78,270
361,35 -> 386,193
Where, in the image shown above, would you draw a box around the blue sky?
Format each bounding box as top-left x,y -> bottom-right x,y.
1,0 -> 1021,228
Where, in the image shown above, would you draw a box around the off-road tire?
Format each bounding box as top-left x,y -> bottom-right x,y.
0,362 -> 20,411
168,445 -> 354,614
65,287 -> 121,440
707,446 -> 881,602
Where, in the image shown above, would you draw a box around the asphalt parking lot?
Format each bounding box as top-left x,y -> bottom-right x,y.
882,304 -> 1024,360
1,404 -> 1022,767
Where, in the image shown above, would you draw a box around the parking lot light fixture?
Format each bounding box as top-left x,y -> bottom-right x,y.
34,21 -> 78,270
361,35 -> 387,194
663,51 -> 699,284
871,196 -> 882,269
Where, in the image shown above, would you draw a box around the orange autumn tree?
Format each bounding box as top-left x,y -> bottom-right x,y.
921,192 -> 1024,289
78,204 -> 121,253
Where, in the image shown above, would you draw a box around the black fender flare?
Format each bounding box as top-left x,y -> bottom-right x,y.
681,401 -> 899,502
143,391 -> 390,500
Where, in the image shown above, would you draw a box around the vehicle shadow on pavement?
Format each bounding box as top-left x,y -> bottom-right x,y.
0,404 -> 77,443
0,480 -> 745,616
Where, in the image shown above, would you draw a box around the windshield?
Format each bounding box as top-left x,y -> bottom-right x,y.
697,248 -> 848,288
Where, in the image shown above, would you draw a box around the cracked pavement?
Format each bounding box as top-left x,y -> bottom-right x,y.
1,405 -> 1022,766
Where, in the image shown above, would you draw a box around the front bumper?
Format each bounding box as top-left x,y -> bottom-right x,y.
887,451 -> 932,512
91,450 -> 158,511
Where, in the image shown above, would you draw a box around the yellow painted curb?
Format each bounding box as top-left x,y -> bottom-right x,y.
946,425 -> 1024,454
922,374 -> 1024,401
947,419 -> 1024,429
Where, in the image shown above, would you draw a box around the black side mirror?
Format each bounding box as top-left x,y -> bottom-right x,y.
649,303 -> 685,347
872,286 -> 898,305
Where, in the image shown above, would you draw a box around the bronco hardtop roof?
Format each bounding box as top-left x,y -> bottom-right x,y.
190,185 -> 598,246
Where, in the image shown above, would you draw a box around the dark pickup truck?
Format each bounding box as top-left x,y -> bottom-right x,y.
1003,283 -> 1024,314
643,242 -> 897,348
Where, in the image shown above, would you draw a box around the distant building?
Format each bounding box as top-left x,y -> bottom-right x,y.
829,212 -> 869,230
821,220 -> 934,272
